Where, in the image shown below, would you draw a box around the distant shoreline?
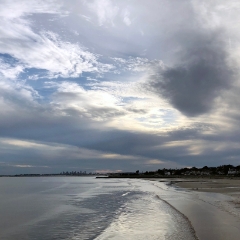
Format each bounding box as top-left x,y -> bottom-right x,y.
0,174 -> 102,177
107,175 -> 240,180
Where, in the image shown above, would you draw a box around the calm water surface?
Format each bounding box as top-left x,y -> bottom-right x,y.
0,177 -> 197,240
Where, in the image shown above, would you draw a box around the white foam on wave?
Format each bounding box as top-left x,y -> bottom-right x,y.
121,192 -> 130,196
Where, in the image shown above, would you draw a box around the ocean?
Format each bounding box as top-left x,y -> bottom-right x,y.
0,177 -> 197,240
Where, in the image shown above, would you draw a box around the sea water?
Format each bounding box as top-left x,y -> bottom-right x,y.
0,177 -> 197,240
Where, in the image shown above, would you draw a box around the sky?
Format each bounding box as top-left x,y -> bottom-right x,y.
1,0 -> 240,174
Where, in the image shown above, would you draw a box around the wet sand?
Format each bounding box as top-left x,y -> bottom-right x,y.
160,178 -> 240,240
174,178 -> 240,207
174,178 -> 240,195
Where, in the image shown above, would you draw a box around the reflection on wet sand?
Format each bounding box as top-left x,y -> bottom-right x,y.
150,178 -> 240,240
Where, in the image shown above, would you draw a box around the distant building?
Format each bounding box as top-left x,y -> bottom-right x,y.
228,169 -> 238,175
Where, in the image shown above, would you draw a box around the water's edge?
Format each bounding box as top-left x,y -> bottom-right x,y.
156,195 -> 199,240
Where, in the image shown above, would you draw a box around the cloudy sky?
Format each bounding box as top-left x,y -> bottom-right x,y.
1,0 -> 240,174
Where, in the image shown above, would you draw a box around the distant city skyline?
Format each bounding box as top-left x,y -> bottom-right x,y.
0,0 -> 240,174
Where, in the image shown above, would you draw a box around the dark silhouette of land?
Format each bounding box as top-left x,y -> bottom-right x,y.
2,164 -> 240,178
107,164 -> 240,178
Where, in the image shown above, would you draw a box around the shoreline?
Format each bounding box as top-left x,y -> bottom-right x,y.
172,178 -> 240,209
150,178 -> 240,240
155,195 -> 199,240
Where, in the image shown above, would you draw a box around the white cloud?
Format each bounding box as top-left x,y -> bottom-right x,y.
0,137 -> 163,171
0,0 -> 63,19
122,9 -> 131,26
145,159 -> 164,165
19,31 -> 105,78
46,81 -> 125,121
45,79 -> 177,132
0,59 -> 24,79
0,26 -> 111,78
87,0 -> 119,26
0,0 -> 113,79
112,57 -> 164,73
0,77 -> 40,105
101,153 -> 137,160
84,0 -> 133,27
1,138 -> 51,149
13,165 -> 37,168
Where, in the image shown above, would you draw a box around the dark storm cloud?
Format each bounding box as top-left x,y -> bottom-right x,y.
147,29 -> 234,117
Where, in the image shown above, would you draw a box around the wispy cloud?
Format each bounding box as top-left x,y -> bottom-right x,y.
0,0 -> 113,80
13,165 -> 48,168
87,0 -> 119,26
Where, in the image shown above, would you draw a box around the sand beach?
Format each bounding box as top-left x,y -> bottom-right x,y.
152,178 -> 240,240
174,178 -> 240,195
174,178 -> 240,213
